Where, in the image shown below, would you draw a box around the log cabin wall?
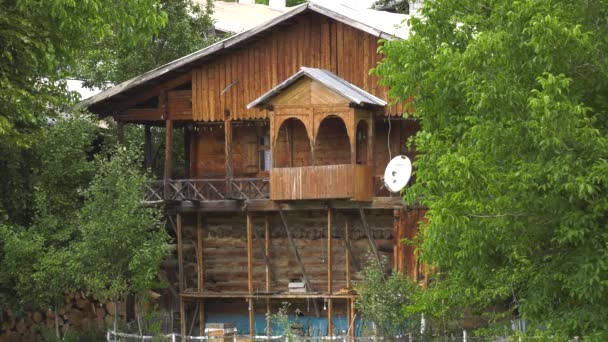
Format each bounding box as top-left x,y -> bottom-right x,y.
190,12 -> 404,122
174,211 -> 395,296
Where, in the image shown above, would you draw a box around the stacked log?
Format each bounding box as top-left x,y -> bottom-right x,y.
0,292 -> 126,341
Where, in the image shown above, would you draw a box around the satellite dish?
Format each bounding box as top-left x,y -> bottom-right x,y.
383,155 -> 412,193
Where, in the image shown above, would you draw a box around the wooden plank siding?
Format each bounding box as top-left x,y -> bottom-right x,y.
270,164 -> 373,201
190,13 -> 402,122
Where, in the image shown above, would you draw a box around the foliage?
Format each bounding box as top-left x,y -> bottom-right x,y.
355,256 -> 418,338
0,0 -> 166,145
0,114 -> 167,313
74,145 -> 168,300
375,0 -> 608,339
373,0 -> 410,13
77,0 -> 217,89
255,0 -> 308,7
0,113 -> 100,309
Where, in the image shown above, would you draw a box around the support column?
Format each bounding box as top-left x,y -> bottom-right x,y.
163,119 -> 173,200
327,298 -> 333,337
327,209 -> 333,295
265,216 -> 271,337
345,217 -> 351,289
184,125 -> 191,178
224,113 -> 233,197
327,208 -> 333,338
177,213 -> 186,340
144,124 -> 152,169
196,214 -> 205,336
246,212 -> 254,336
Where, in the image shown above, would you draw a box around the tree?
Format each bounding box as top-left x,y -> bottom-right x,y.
376,0 -> 608,339
77,0 -> 217,89
0,0 -> 166,145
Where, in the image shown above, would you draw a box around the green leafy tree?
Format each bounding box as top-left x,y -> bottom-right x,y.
0,0 -> 166,145
77,0 -> 217,88
376,0 -> 608,339
74,146 -> 168,301
355,256 -> 418,339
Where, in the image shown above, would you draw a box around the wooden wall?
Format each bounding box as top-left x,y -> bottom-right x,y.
189,118 -> 416,180
191,12 -> 403,122
190,123 -> 267,178
175,211 -> 397,295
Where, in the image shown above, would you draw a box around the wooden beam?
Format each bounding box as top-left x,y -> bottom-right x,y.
327,208 -> 333,295
265,216 -> 271,338
341,217 -> 361,273
177,213 -> 186,340
345,216 -> 351,289
169,197 -> 407,213
177,213 -> 185,291
184,125 -> 191,178
358,207 -> 382,269
225,114 -> 233,197
163,119 -> 173,200
327,298 -> 333,337
278,210 -> 320,317
144,124 -> 152,169
349,298 -> 356,339
252,221 -> 275,283
180,298 -> 187,340
196,214 -> 204,337
246,212 -> 254,336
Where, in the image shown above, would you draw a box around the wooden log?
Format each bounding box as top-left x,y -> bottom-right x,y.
33,311 -> 43,323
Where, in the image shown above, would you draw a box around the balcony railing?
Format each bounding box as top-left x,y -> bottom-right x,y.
143,178 -> 270,203
142,173 -> 399,204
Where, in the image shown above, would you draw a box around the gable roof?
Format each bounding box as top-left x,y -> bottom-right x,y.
247,67 -> 387,109
80,0 -> 408,111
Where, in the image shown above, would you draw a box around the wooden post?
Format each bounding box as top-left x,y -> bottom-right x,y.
196,214 -> 204,336
224,113 -> 233,197
358,207 -> 382,269
327,208 -> 333,295
345,217 -> 351,289
367,118 -> 374,167
180,298 -> 187,341
184,125 -> 191,178
265,216 -> 271,337
164,119 -> 173,200
177,213 -> 186,340
117,121 -> 125,144
144,124 -> 152,169
327,298 -> 333,337
349,298 -> 356,339
177,214 -> 185,291
246,212 -> 254,336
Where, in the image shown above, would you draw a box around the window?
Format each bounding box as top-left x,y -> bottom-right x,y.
259,133 -> 271,172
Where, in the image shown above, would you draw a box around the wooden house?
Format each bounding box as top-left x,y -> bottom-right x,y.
83,1 -> 425,338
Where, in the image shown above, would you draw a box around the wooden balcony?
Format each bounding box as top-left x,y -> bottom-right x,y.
270,164 -> 373,201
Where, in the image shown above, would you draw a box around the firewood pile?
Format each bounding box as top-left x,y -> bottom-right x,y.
0,291 -> 125,341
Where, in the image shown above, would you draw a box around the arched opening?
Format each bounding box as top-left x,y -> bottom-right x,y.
356,120 -> 368,164
274,118 -> 312,168
314,116 -> 351,166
